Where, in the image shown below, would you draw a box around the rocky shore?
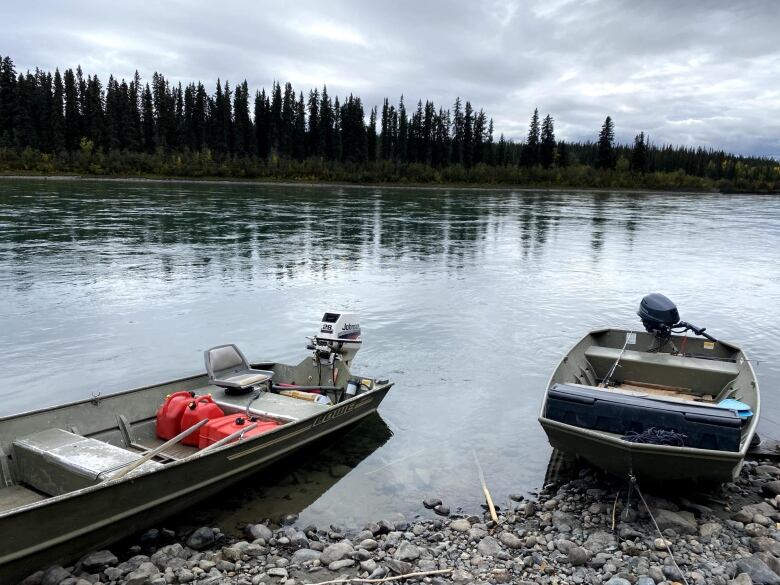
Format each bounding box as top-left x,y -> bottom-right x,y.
20,458 -> 780,585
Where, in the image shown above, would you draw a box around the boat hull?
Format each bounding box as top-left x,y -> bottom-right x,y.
539,416 -> 743,485
539,327 -> 758,487
0,386 -> 391,584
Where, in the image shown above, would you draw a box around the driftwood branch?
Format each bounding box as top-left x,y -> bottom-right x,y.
472,449 -> 499,524
306,568 -> 452,585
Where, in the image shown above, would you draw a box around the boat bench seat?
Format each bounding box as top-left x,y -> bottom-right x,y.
584,346 -> 740,395
12,428 -> 162,496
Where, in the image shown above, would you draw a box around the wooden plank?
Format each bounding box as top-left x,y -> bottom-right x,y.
622,379 -> 693,394
749,439 -> 780,459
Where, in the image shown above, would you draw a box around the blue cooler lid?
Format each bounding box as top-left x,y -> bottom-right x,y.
718,398 -> 753,418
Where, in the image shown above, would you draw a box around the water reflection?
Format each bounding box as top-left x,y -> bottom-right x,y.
173,413 -> 393,532
1,179 -> 779,525
1,183 -> 690,286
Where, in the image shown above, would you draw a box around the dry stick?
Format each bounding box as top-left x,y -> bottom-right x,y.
611,490 -> 620,531
307,568 -> 452,585
472,449 -> 499,524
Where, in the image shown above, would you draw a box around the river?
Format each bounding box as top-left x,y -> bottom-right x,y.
1,178 -> 779,531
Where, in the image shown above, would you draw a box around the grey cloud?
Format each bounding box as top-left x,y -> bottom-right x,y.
3,0 -> 778,157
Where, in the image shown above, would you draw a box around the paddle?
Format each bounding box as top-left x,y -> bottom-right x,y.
109,418 -> 210,481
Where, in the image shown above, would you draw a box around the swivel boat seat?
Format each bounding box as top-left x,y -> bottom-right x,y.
203,344 -> 273,394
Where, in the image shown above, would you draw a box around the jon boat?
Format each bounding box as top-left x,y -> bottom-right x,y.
0,312 -> 392,584
539,294 -> 759,485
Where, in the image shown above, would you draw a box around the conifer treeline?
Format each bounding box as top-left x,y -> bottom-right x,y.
0,55 -> 778,191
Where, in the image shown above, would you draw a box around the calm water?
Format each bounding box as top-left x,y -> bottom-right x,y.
1,178 -> 779,530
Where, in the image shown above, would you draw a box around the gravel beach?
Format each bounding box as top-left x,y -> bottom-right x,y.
19,457 -> 780,585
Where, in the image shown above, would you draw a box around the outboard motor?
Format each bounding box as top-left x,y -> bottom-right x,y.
638,293 -> 680,337
307,311 -> 362,367
638,293 -> 719,348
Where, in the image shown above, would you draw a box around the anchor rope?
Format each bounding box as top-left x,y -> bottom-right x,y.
629,475 -> 690,585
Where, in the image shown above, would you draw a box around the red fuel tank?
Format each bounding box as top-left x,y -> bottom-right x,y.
156,391 -> 196,439
180,395 -> 225,446
198,415 -> 281,449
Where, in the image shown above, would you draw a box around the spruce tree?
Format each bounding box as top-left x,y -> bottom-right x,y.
293,91 -> 306,161
51,69 -> 66,152
129,71 -> 142,150
540,114 -> 555,169
141,83 -> 155,152
380,98 -> 390,160
0,56 -> 16,146
270,81 -> 282,154
233,80 -> 252,156
397,96 -> 407,162
306,89 -> 319,158
367,106 -> 377,162
472,109 -> 485,165
332,96 -> 342,161
320,86 -> 334,159
422,101 -> 434,165
281,82 -> 295,156
557,140 -> 569,167
194,82 -> 207,151
104,75 -> 121,150
485,118 -> 494,165
463,101 -> 474,167
630,131 -> 647,172
389,105 -> 398,160
520,108 -> 540,167
596,115 -> 616,169
63,68 -> 80,151
497,133 -> 507,165
451,97 -> 463,165
82,74 -> 104,148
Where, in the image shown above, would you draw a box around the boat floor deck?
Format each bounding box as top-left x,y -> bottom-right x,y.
0,485 -> 47,513
131,437 -> 199,461
601,380 -> 718,406
201,385 -> 331,421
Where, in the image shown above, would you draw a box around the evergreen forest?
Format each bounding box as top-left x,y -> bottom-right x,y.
0,55 -> 778,192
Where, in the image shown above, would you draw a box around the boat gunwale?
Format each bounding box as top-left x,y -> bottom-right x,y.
538,326 -> 760,460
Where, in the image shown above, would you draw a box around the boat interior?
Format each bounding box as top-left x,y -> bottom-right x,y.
552,329 -> 750,404
544,328 -> 757,450
0,346 -> 377,515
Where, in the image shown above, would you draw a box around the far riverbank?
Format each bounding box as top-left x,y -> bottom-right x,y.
0,173 -> 725,196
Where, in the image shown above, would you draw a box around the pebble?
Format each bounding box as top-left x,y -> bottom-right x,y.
567,546 -> 588,566
653,537 -> 672,550
433,504 -> 450,516
327,559 -> 355,571
477,535 -> 501,557
22,455 -> 780,585
320,541 -> 354,564
186,527 -> 216,551
450,519 -> 471,532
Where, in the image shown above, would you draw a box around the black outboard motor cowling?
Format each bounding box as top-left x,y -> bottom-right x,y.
638,293 -> 680,333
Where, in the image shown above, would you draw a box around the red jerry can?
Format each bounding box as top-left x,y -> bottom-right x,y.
155,391 -> 196,439
179,395 -> 225,446
198,415 -> 281,449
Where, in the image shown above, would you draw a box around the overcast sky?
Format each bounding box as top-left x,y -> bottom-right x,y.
4,0 -> 779,157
